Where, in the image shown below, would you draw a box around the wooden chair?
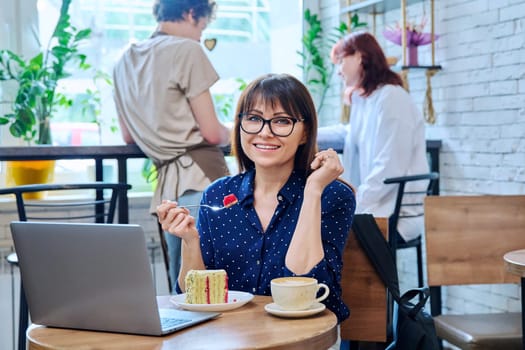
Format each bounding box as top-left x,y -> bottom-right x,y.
341,216 -> 389,347
425,195 -> 525,350
0,182 -> 131,350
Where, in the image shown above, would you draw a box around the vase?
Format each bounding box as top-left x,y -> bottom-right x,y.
407,45 -> 418,66
6,160 -> 56,199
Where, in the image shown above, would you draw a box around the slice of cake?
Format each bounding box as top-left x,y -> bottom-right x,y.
222,194 -> 238,208
185,269 -> 229,304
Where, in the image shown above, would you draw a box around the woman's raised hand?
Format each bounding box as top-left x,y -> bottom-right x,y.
156,200 -> 198,240
308,148 -> 344,191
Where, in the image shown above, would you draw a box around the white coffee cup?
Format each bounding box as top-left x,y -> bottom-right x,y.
270,277 -> 330,311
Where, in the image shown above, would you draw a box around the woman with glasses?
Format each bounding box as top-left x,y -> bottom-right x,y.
157,74 -> 355,345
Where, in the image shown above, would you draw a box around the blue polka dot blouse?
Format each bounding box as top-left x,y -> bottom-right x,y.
197,169 -> 355,323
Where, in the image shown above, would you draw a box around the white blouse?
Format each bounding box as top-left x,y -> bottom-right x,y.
319,84 -> 429,241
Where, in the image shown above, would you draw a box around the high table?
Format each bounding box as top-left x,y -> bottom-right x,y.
26,295 -> 338,350
503,249 -> 525,349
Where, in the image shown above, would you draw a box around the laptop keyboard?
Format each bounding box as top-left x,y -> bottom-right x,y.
161,317 -> 191,330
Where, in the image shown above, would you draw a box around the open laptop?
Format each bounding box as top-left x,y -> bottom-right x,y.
10,221 -> 220,336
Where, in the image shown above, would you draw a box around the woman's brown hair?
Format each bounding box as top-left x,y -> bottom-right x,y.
332,31 -> 403,96
153,0 -> 216,22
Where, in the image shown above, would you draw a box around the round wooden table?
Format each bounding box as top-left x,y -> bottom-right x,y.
503,249 -> 525,349
27,295 -> 338,350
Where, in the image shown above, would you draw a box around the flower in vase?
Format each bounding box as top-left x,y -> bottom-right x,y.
383,16 -> 439,47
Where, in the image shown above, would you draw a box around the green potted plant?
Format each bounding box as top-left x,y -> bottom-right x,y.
0,0 -> 91,193
0,0 -> 91,145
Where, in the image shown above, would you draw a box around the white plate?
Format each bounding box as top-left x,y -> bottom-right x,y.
264,302 -> 326,318
170,291 -> 254,312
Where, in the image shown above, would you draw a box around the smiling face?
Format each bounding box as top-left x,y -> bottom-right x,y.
240,100 -> 306,173
232,74 -> 318,176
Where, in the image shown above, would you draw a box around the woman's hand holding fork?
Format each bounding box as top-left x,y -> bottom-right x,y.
157,200 -> 199,242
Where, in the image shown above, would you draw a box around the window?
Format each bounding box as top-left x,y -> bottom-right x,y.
1,0 -> 302,191
45,0 -> 302,137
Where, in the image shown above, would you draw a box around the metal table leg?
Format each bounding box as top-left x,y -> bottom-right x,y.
521,277 -> 525,350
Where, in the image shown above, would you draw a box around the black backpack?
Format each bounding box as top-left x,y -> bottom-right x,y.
351,214 -> 440,350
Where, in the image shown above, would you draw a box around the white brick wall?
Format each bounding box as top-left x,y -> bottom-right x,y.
319,0 -> 525,316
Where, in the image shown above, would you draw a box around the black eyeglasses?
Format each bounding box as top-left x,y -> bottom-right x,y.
238,114 -> 303,137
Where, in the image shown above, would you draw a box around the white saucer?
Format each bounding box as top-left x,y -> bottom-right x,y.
170,291 -> 254,312
264,302 -> 326,318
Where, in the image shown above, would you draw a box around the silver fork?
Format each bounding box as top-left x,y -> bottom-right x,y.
182,204 -> 225,211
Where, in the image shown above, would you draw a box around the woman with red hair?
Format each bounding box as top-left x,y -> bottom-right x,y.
319,31 -> 429,242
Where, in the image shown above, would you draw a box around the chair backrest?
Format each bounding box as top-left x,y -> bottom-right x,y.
0,182 -> 131,224
425,195 -> 525,287
341,217 -> 388,342
384,172 -> 439,242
